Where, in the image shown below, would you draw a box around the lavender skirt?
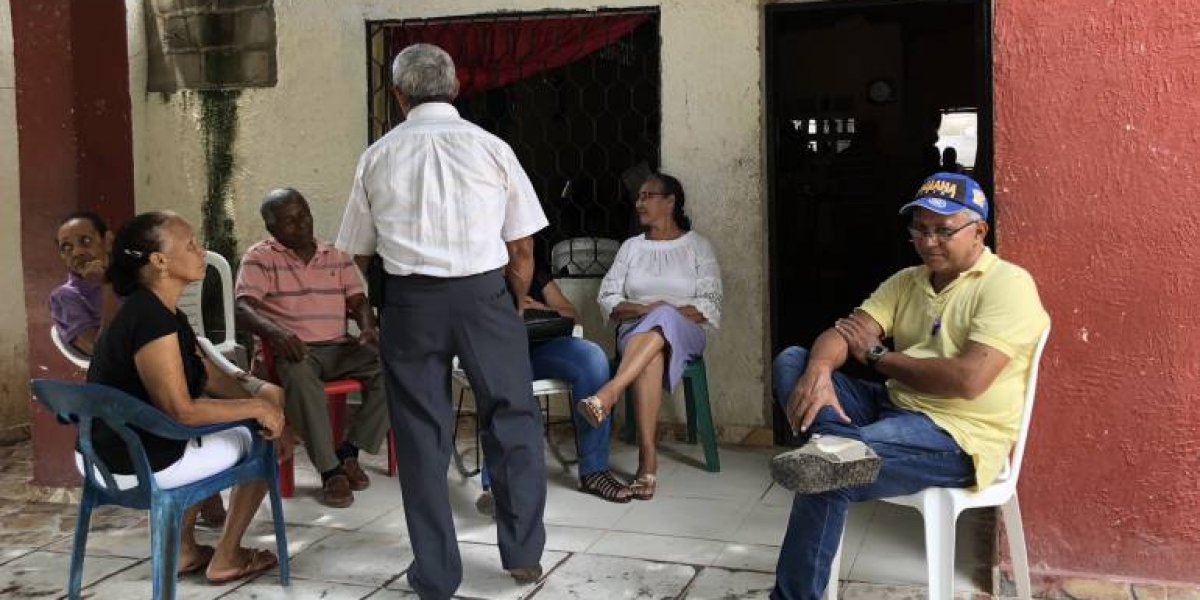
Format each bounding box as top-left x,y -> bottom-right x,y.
617,305 -> 706,392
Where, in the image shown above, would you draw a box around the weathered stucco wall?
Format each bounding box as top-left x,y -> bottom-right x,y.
126,0 -> 768,432
0,0 -> 30,438
995,0 -> 1200,584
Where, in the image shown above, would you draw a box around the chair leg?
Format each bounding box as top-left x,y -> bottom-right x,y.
328,393 -> 347,447
919,491 -> 960,600
824,529 -> 846,600
684,379 -> 698,444
567,390 -> 582,466
387,430 -> 397,477
149,498 -> 181,600
451,387 -> 480,478
621,392 -> 636,444
1001,495 -> 1033,600
266,455 -> 291,586
67,486 -> 98,600
685,361 -> 720,473
280,455 -> 295,498
544,392 -> 578,471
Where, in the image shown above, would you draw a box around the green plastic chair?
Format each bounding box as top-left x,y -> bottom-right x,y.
619,356 -> 720,472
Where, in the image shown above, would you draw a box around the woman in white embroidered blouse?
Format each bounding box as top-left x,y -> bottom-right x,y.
579,172 -> 723,500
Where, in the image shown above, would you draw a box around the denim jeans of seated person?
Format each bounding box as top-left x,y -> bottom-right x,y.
480,335 -> 612,489
769,346 -> 975,600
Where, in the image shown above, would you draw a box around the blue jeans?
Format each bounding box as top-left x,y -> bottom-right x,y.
771,347 -> 975,600
481,336 -> 612,488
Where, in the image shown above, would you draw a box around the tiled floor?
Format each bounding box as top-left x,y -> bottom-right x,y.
0,438 -> 998,598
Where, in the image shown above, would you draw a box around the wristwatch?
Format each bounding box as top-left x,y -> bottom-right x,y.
865,344 -> 889,368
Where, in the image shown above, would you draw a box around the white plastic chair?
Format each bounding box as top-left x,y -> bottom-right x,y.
51,321 -> 245,379
452,324 -> 584,475
51,326 -> 92,370
178,251 -> 244,367
826,326 -> 1051,600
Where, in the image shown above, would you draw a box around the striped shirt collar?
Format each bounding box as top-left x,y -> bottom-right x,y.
262,238 -> 335,263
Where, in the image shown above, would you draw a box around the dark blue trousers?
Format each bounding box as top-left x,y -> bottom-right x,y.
381,270 -> 546,600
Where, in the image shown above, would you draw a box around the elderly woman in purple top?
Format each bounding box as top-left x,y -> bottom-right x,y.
50,212 -> 114,356
578,172 -> 723,500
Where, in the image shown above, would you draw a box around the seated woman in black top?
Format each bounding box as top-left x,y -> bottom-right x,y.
88,212 -> 287,584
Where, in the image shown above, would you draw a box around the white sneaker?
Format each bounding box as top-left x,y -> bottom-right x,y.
770,434 -> 881,494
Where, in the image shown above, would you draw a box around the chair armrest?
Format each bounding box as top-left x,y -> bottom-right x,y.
33,380 -> 263,442
183,418 -> 261,438
140,415 -> 261,441
198,336 -> 245,377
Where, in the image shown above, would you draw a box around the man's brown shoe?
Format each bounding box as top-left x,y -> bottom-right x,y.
321,474 -> 354,508
342,457 -> 370,491
507,564 -> 543,584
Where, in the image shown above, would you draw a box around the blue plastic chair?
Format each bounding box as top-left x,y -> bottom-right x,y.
30,379 -> 290,600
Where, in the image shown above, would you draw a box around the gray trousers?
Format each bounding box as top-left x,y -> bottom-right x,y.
273,342 -> 389,473
381,269 -> 546,600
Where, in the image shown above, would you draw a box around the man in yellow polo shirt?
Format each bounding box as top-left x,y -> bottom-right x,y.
769,172 -> 1049,600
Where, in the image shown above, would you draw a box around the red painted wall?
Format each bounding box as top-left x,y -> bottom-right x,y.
995,0 -> 1200,584
13,1 -> 135,485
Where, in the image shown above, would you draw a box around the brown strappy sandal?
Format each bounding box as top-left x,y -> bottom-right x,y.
629,474 -> 657,501
579,470 -> 633,503
575,396 -> 610,428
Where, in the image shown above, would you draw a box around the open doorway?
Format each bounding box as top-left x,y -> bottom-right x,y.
766,0 -> 992,438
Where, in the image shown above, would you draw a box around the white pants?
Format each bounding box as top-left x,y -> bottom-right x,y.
76,426 -> 253,491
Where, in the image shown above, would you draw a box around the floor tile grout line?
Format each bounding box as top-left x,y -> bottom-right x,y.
672,564 -> 704,600
596,522 -> 774,544
78,553 -> 147,594
845,501 -> 878,577
520,549 -> 572,599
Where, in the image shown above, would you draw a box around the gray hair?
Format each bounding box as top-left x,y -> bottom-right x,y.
260,187 -> 305,227
959,208 -> 984,223
391,44 -> 457,103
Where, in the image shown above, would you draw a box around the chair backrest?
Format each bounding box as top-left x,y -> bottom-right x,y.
30,379 -> 204,507
178,251 -> 236,343
197,336 -> 245,377
50,326 -> 91,370
1005,325 -> 1052,483
551,237 -> 620,276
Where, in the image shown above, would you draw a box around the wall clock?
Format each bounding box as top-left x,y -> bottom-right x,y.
867,78 -> 896,105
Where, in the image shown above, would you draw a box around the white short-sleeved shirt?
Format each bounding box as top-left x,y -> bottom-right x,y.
336,102 -> 548,277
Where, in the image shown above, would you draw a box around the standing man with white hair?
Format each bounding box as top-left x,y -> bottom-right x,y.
336,43 -> 547,599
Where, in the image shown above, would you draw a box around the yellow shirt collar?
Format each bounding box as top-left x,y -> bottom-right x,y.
917,246 -> 997,294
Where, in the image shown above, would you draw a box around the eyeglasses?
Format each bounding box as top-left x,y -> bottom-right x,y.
907,220 -> 978,243
636,191 -> 670,201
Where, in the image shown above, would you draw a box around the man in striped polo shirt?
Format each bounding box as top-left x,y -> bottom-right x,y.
235,188 -> 390,508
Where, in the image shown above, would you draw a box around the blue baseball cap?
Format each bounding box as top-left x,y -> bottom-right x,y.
899,172 -> 989,221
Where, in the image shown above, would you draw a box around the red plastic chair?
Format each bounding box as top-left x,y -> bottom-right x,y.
258,337 -> 397,497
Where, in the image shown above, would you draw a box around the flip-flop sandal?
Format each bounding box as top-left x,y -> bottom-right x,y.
206,548 -> 278,585
177,545 -> 214,577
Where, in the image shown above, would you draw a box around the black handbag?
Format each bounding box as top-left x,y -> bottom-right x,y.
523,308 -> 574,342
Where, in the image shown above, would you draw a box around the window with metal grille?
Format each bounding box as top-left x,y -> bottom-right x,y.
366,9 -> 661,277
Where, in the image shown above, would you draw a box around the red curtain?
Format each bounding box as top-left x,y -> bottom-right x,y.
390,13 -> 652,97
